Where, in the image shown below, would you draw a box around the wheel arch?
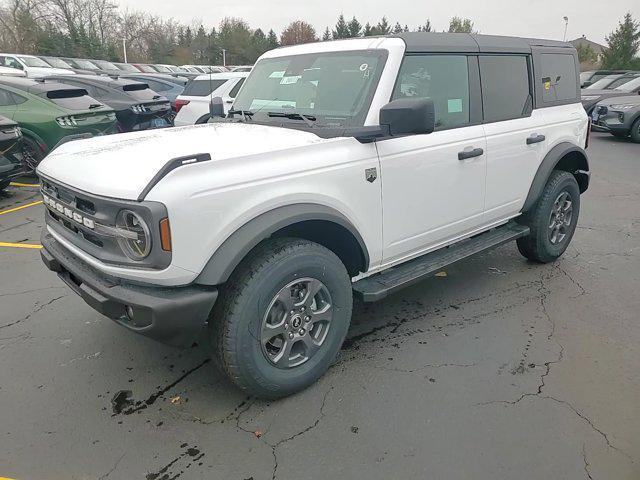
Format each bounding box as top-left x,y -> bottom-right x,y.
195,203 -> 370,286
522,142 -> 589,213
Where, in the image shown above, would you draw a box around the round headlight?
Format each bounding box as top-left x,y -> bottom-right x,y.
115,210 -> 151,260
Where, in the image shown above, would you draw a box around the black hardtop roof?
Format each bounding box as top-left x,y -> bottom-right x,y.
0,76 -> 87,94
394,32 -> 574,53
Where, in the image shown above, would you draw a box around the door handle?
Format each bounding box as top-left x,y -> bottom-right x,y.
458,147 -> 484,161
526,134 -> 546,145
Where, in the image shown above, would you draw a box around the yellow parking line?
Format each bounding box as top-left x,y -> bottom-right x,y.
10,182 -> 40,187
0,476 -> 19,479
0,200 -> 43,216
0,242 -> 42,249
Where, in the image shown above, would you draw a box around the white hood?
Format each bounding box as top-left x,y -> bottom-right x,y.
29,67 -> 75,77
37,123 -> 328,200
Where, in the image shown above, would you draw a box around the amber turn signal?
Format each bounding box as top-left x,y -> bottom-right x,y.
159,218 -> 172,252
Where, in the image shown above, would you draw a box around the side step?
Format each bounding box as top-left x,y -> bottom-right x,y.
353,222 -> 530,302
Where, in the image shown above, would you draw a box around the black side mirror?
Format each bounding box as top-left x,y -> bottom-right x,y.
380,98 -> 435,136
209,96 -> 225,118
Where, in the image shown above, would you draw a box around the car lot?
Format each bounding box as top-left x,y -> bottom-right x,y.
0,133 -> 638,479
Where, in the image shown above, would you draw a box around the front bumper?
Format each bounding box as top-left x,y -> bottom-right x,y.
41,232 -> 218,348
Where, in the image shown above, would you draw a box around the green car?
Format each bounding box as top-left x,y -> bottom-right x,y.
0,76 -> 117,170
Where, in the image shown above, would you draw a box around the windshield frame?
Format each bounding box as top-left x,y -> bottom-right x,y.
232,49 -> 389,129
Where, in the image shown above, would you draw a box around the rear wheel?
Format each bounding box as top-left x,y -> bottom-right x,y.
517,171 -> 581,263
630,118 -> 640,144
210,237 -> 353,398
0,179 -> 10,192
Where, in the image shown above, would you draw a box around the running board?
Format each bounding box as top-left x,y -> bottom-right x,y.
353,222 -> 530,302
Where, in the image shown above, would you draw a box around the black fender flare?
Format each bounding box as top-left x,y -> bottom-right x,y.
521,142 -> 590,213
195,203 -> 370,286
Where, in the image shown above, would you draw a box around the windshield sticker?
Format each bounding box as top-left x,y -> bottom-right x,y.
269,70 -> 286,78
448,98 -> 463,113
359,63 -> 369,72
542,77 -> 552,90
280,75 -> 301,85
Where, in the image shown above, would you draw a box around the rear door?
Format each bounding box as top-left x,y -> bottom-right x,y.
481,54 -> 549,223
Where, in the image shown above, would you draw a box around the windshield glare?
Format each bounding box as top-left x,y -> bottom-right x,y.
616,77 -> 640,92
586,76 -> 620,90
43,57 -> 72,69
18,56 -> 51,68
75,59 -> 99,69
232,50 -> 387,127
94,60 -> 118,70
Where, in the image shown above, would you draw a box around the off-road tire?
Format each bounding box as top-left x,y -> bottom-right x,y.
630,117 -> 640,144
209,237 -> 353,398
517,170 -> 580,263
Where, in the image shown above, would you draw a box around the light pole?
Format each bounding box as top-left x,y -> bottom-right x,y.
563,16 -> 569,42
221,48 -> 227,67
122,37 -> 127,63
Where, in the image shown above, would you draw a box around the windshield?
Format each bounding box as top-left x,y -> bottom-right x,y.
115,63 -> 138,72
608,76 -> 639,89
232,50 -> 387,127
153,65 -> 172,73
74,59 -> 100,70
579,72 -> 592,83
615,76 -> 640,92
43,57 -> 72,69
93,60 -> 118,70
18,56 -> 51,68
586,75 -> 621,90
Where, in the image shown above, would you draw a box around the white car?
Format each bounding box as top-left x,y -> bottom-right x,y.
231,65 -> 253,72
0,65 -> 26,77
38,33 -> 590,399
0,53 -> 74,77
173,72 -> 248,126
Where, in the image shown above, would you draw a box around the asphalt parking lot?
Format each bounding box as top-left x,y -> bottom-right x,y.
0,132 -> 638,480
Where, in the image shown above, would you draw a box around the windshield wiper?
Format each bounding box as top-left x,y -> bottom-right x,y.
227,109 -> 254,122
267,111 -> 316,127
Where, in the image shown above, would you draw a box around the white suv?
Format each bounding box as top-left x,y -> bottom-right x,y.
38,33 -> 590,398
173,72 -> 248,126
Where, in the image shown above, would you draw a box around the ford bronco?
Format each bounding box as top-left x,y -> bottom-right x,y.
38,33 -> 590,398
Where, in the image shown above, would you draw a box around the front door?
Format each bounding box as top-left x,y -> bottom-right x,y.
377,54 -> 487,266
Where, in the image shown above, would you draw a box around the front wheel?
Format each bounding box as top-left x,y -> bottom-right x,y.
630,118 -> 640,144
517,170 -> 581,263
210,238 -> 353,398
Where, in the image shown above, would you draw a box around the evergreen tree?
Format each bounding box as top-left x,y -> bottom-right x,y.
448,17 -> 475,33
363,22 -> 374,36
601,13 -> 640,69
332,14 -> 350,39
267,29 -> 280,49
347,16 -> 362,37
322,27 -> 331,41
393,22 -> 404,34
375,16 -> 391,35
417,20 -> 432,32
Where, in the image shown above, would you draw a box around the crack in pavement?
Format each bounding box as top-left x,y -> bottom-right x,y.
582,443 -> 594,480
383,362 -> 478,373
97,452 -> 126,480
0,295 -> 66,330
0,286 -> 65,298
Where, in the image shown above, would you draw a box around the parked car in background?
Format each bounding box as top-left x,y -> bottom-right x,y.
0,54 -> 74,77
39,56 -> 97,75
173,72 -> 248,126
131,63 -> 159,73
580,69 -> 630,88
113,63 -> 141,73
230,65 -> 253,72
47,74 -> 172,132
90,59 -> 123,76
61,58 -> 104,75
0,65 -> 26,77
119,73 -> 186,112
592,95 -> 640,142
581,76 -> 640,114
0,76 -> 116,169
586,72 -> 640,90
0,114 -> 24,190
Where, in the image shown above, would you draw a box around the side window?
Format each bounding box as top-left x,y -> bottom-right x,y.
228,78 -> 245,98
0,88 -> 15,106
392,55 -> 470,130
10,92 -> 27,105
3,56 -> 24,70
144,79 -> 171,92
479,55 -> 531,123
539,53 -> 578,103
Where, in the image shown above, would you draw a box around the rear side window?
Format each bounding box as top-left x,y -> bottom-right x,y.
0,88 -> 15,106
228,78 -> 245,98
139,78 -> 171,92
392,55 -> 470,130
539,53 -> 578,103
479,55 -> 531,123
182,79 -> 227,97
44,89 -> 102,110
